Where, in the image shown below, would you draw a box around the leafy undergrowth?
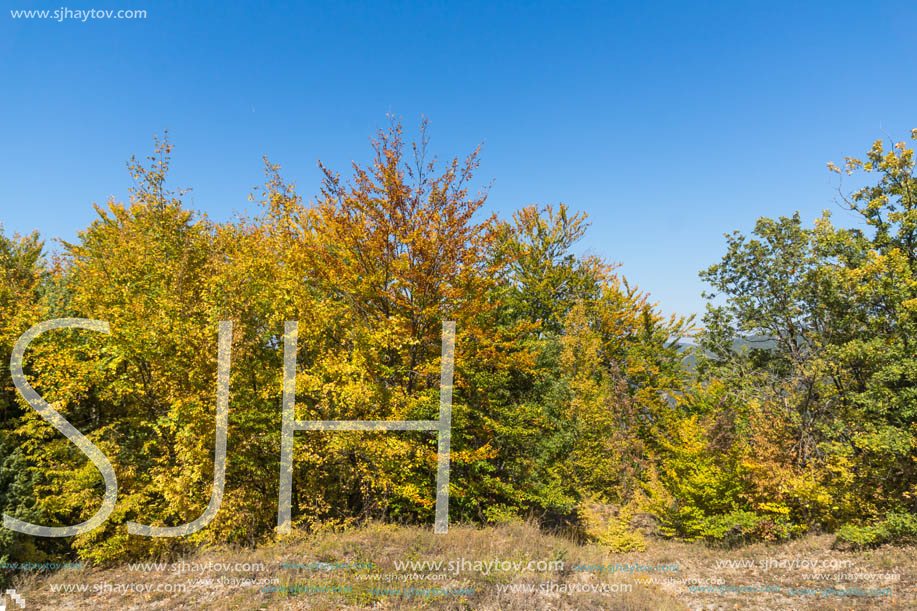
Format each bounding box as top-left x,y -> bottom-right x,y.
13,521 -> 916,610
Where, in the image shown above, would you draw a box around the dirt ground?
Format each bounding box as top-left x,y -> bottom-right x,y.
12,521 -> 916,610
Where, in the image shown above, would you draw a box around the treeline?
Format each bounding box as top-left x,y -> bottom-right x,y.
0,123 -> 915,567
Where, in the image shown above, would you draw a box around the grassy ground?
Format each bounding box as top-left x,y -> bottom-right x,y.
12,521 -> 915,610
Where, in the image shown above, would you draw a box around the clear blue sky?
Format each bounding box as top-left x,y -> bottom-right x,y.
2,1 -> 916,318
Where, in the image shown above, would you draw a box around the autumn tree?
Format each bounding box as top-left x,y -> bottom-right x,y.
0,228 -> 54,573
679,132 -> 917,544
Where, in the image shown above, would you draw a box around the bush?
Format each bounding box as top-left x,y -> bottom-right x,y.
836,512 -> 917,547
577,500 -> 646,552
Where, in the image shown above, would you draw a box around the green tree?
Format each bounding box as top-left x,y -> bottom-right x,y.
0,227 -> 57,574
689,132 -> 917,540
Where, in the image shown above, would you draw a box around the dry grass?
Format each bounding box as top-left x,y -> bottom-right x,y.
12,521 -> 916,610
